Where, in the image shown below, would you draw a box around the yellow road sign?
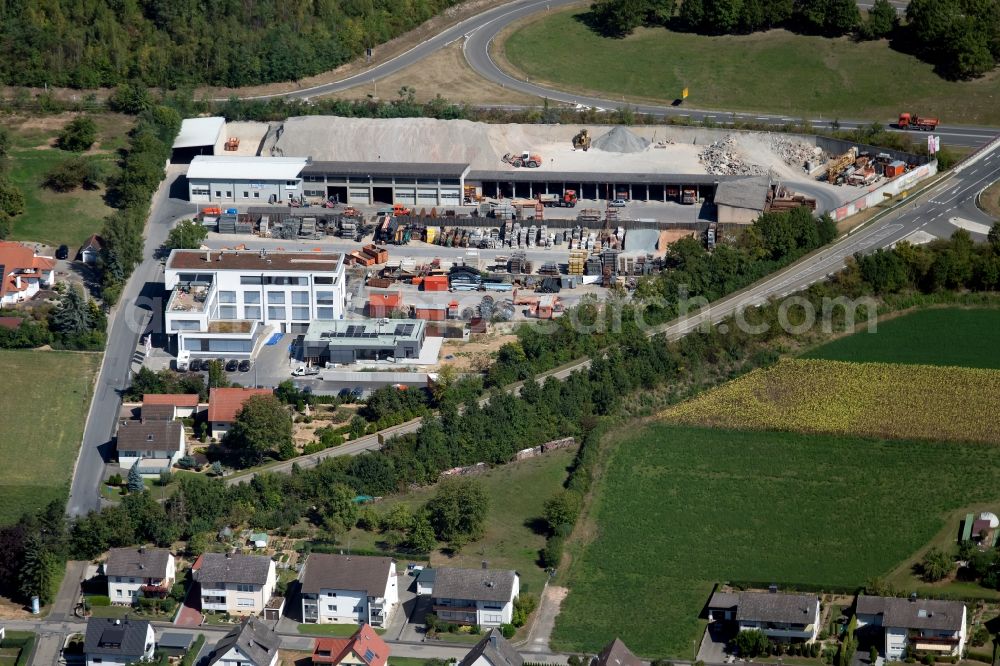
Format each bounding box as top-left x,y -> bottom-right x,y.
682,87 -> 689,99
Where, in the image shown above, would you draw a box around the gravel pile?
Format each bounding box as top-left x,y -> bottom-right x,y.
593,126 -> 650,153
698,135 -> 769,176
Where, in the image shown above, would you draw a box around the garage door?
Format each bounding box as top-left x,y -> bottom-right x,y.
440,188 -> 460,204
348,188 -> 371,204
395,188 -> 416,205
417,188 -> 438,205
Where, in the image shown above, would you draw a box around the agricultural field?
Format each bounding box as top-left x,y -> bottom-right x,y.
660,358 -> 1000,444
500,8 -> 1000,124
552,424 -> 1000,658
344,446 -> 576,594
0,350 -> 101,525
6,113 -> 133,247
803,307 -> 1000,369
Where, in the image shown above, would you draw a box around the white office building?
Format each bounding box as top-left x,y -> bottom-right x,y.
164,249 -> 346,357
186,156 -> 309,204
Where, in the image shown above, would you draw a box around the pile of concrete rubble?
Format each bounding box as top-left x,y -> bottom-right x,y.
768,136 -> 826,168
698,135 -> 769,176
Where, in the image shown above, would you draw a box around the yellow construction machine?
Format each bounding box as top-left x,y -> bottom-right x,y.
572,129 -> 591,151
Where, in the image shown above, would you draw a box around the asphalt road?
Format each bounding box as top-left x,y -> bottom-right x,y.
458,0 -> 998,149
66,168 -> 197,519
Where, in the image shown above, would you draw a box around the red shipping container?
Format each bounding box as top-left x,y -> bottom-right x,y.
414,306 -> 447,321
423,276 -> 449,291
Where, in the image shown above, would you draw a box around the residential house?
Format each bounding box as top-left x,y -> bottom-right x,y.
0,241 -> 55,306
456,628 -> 522,666
312,624 -> 389,666
105,546 -> 176,604
208,616 -> 280,666
194,552 -> 277,616
707,590 -> 820,642
592,639 -> 642,666
300,554 -> 399,627
432,568 -> 519,628
855,595 -> 967,660
79,234 -> 104,265
142,394 -> 201,420
84,617 -> 155,666
208,387 -> 273,439
163,248 -> 346,357
115,419 -> 186,477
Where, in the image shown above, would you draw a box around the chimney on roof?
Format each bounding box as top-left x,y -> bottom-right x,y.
226,551 -> 232,559
204,250 -> 210,262
910,592 -> 918,602
139,563 -> 144,570
489,632 -> 498,649
482,560 -> 488,570
768,584 -> 778,594
139,546 -> 145,554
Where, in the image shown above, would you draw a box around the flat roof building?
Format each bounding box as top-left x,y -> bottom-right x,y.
164,249 -> 346,356
302,319 -> 426,365
186,156 -> 310,204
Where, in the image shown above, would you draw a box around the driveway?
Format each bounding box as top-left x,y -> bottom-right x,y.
698,622 -> 735,663
388,572 -> 429,642
521,584 -> 567,653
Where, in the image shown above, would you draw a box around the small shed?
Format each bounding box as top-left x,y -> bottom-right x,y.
416,568 -> 436,596
158,632 -> 194,657
264,596 -> 285,621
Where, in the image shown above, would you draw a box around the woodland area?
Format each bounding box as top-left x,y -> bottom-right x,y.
0,0 -> 462,88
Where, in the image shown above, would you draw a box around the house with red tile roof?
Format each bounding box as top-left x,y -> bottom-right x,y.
0,242 -> 56,306
208,387 -> 273,438
312,625 -> 389,666
142,394 -> 202,420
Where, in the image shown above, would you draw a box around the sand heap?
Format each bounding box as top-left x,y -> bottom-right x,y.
592,126 -> 650,153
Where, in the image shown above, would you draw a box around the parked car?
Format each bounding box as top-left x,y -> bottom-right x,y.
238,359 -> 252,372
55,245 -> 69,260
292,365 -> 320,376
609,198 -> 628,207
225,359 -> 239,372
188,358 -> 202,372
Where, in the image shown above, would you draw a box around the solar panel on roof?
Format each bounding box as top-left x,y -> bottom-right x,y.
364,649 -> 376,662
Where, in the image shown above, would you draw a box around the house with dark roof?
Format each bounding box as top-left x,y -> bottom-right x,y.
299,554 -> 398,627
84,617 -> 155,666
592,638 -> 642,666
856,595 -> 967,660
432,567 -> 519,628
312,624 -> 389,666
208,387 -> 274,439
457,628 -> 522,666
209,616 -> 280,666
194,552 -> 277,616
104,546 -> 176,604
707,589 -> 820,642
142,393 -> 201,420
115,419 -> 186,477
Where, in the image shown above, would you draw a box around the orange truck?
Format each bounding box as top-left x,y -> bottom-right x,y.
537,190 -> 578,208
897,113 -> 939,130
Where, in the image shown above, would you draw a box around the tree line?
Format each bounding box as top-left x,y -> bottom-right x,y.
0,0 -> 464,89
588,0 -> 1000,79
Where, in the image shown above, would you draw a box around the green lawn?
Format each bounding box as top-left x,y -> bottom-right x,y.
6,113 -> 133,247
0,350 -> 101,525
503,8 -> 1000,124
344,447 -> 576,595
553,424 -> 1000,658
803,307 -> 1000,368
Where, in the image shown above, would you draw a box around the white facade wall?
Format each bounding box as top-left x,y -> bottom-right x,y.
117,431 -> 186,478
201,561 -> 277,615
312,588 -> 367,624
108,556 -> 176,604
188,179 -> 300,204
212,645 -> 279,666
0,269 -> 54,306
165,255 -> 347,356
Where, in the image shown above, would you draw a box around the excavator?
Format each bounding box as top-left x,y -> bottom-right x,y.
572,129 -> 591,151
502,151 -> 542,168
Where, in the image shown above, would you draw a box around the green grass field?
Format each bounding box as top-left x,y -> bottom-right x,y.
0,350 -> 101,525
6,113 -> 133,248
502,8 -> 1000,124
553,424 -> 1000,658
802,308 -> 1000,368
345,447 -> 576,595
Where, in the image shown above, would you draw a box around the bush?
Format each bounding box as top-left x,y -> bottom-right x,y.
541,534 -> 564,568
87,595 -> 110,606
107,473 -> 123,486
177,455 -> 198,470
44,156 -> 104,192
500,623 -> 516,639
58,116 -> 97,152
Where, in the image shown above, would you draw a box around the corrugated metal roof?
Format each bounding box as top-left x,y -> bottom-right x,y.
713,176 -> 770,211
303,161 -> 469,178
173,117 -> 226,149
467,170 -> 733,184
187,156 -> 308,181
